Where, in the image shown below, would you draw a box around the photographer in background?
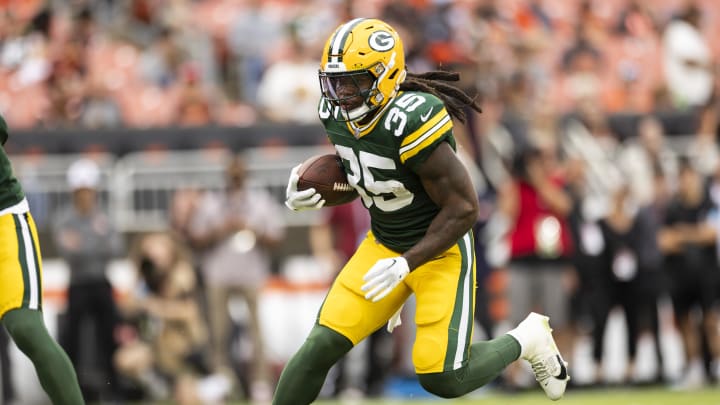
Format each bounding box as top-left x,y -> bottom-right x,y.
114,232 -> 225,403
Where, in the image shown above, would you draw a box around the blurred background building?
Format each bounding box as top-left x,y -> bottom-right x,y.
1,0 -> 720,403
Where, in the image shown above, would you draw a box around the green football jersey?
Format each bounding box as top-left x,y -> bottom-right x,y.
319,90 -> 456,252
0,114 -> 26,210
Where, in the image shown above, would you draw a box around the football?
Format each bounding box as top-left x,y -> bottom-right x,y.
297,154 -> 358,206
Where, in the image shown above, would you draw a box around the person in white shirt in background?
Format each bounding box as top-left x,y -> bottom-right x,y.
663,2 -> 714,110
256,21 -> 322,124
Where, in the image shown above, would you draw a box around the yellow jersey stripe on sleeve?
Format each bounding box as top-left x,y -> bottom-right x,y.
399,117 -> 453,163
401,107 -> 449,148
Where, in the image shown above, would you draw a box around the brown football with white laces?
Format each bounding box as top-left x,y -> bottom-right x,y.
297,154 -> 358,207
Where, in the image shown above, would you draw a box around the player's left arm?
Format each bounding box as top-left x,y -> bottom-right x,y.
403,142 -> 479,270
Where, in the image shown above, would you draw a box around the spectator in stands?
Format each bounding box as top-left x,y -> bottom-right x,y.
563,155 -> 608,385
618,115 -> 678,207
52,158 -> 125,401
3,0 -> 720,131
186,154 -> 285,402
575,0 -> 609,46
115,232 -> 222,401
256,22 -> 322,124
173,62 -> 217,127
706,161 -> 720,381
226,0 -> 285,104
80,78 -> 123,129
138,26 -> 186,89
689,98 -> 720,177
0,6 -> 51,87
115,0 -> 166,48
69,7 -> 99,47
597,181 -> 665,384
561,23 -> 604,106
614,0 -> 660,39
662,2 -> 714,110
379,0 -> 427,71
497,140 -> 575,388
659,158 -> 720,389
44,56 -> 87,128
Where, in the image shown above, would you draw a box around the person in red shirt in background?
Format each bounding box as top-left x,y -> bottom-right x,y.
497,142 -> 576,388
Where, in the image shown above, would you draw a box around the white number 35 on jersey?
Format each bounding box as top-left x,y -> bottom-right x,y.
335,145 -> 414,212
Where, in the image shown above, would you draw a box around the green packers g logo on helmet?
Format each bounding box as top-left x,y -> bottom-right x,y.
368,31 -> 395,52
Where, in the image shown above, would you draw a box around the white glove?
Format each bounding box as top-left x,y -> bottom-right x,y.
387,304 -> 404,333
285,164 -> 325,211
361,256 -> 410,302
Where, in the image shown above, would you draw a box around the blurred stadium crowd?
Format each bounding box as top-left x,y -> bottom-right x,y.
0,0 -> 718,129
3,0 -> 720,404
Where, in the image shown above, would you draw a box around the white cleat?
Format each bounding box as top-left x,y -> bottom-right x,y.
508,312 -> 570,400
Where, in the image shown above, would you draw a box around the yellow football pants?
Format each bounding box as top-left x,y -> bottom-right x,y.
0,212 -> 43,318
319,230 -> 475,374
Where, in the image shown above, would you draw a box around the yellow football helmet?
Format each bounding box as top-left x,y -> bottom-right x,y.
319,18 -> 407,122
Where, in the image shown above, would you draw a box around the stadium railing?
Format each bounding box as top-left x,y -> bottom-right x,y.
11,145 -> 334,234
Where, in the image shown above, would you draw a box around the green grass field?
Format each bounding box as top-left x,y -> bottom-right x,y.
131,387 -> 719,405
305,387 -> 720,405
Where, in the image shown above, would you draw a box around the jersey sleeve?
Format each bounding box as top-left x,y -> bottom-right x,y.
398,94 -> 456,170
318,97 -> 338,125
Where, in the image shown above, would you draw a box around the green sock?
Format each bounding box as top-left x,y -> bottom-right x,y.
2,308 -> 84,405
273,324 -> 353,405
418,334 -> 521,398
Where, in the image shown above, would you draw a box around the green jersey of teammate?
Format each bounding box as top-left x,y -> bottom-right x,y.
319,90 -> 455,253
0,114 -> 26,210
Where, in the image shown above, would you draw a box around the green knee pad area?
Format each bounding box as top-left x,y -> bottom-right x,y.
2,308 -> 51,356
418,335 -> 521,399
302,324 -> 354,367
418,368 -> 473,398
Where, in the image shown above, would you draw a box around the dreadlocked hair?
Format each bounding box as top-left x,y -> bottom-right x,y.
399,71 -> 482,124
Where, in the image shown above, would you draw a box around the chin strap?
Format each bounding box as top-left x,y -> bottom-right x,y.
343,103 -> 373,121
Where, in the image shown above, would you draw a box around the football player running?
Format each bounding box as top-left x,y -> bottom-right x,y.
277,18 -> 569,403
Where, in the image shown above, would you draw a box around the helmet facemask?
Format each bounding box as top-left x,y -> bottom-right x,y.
319,69 -> 380,122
